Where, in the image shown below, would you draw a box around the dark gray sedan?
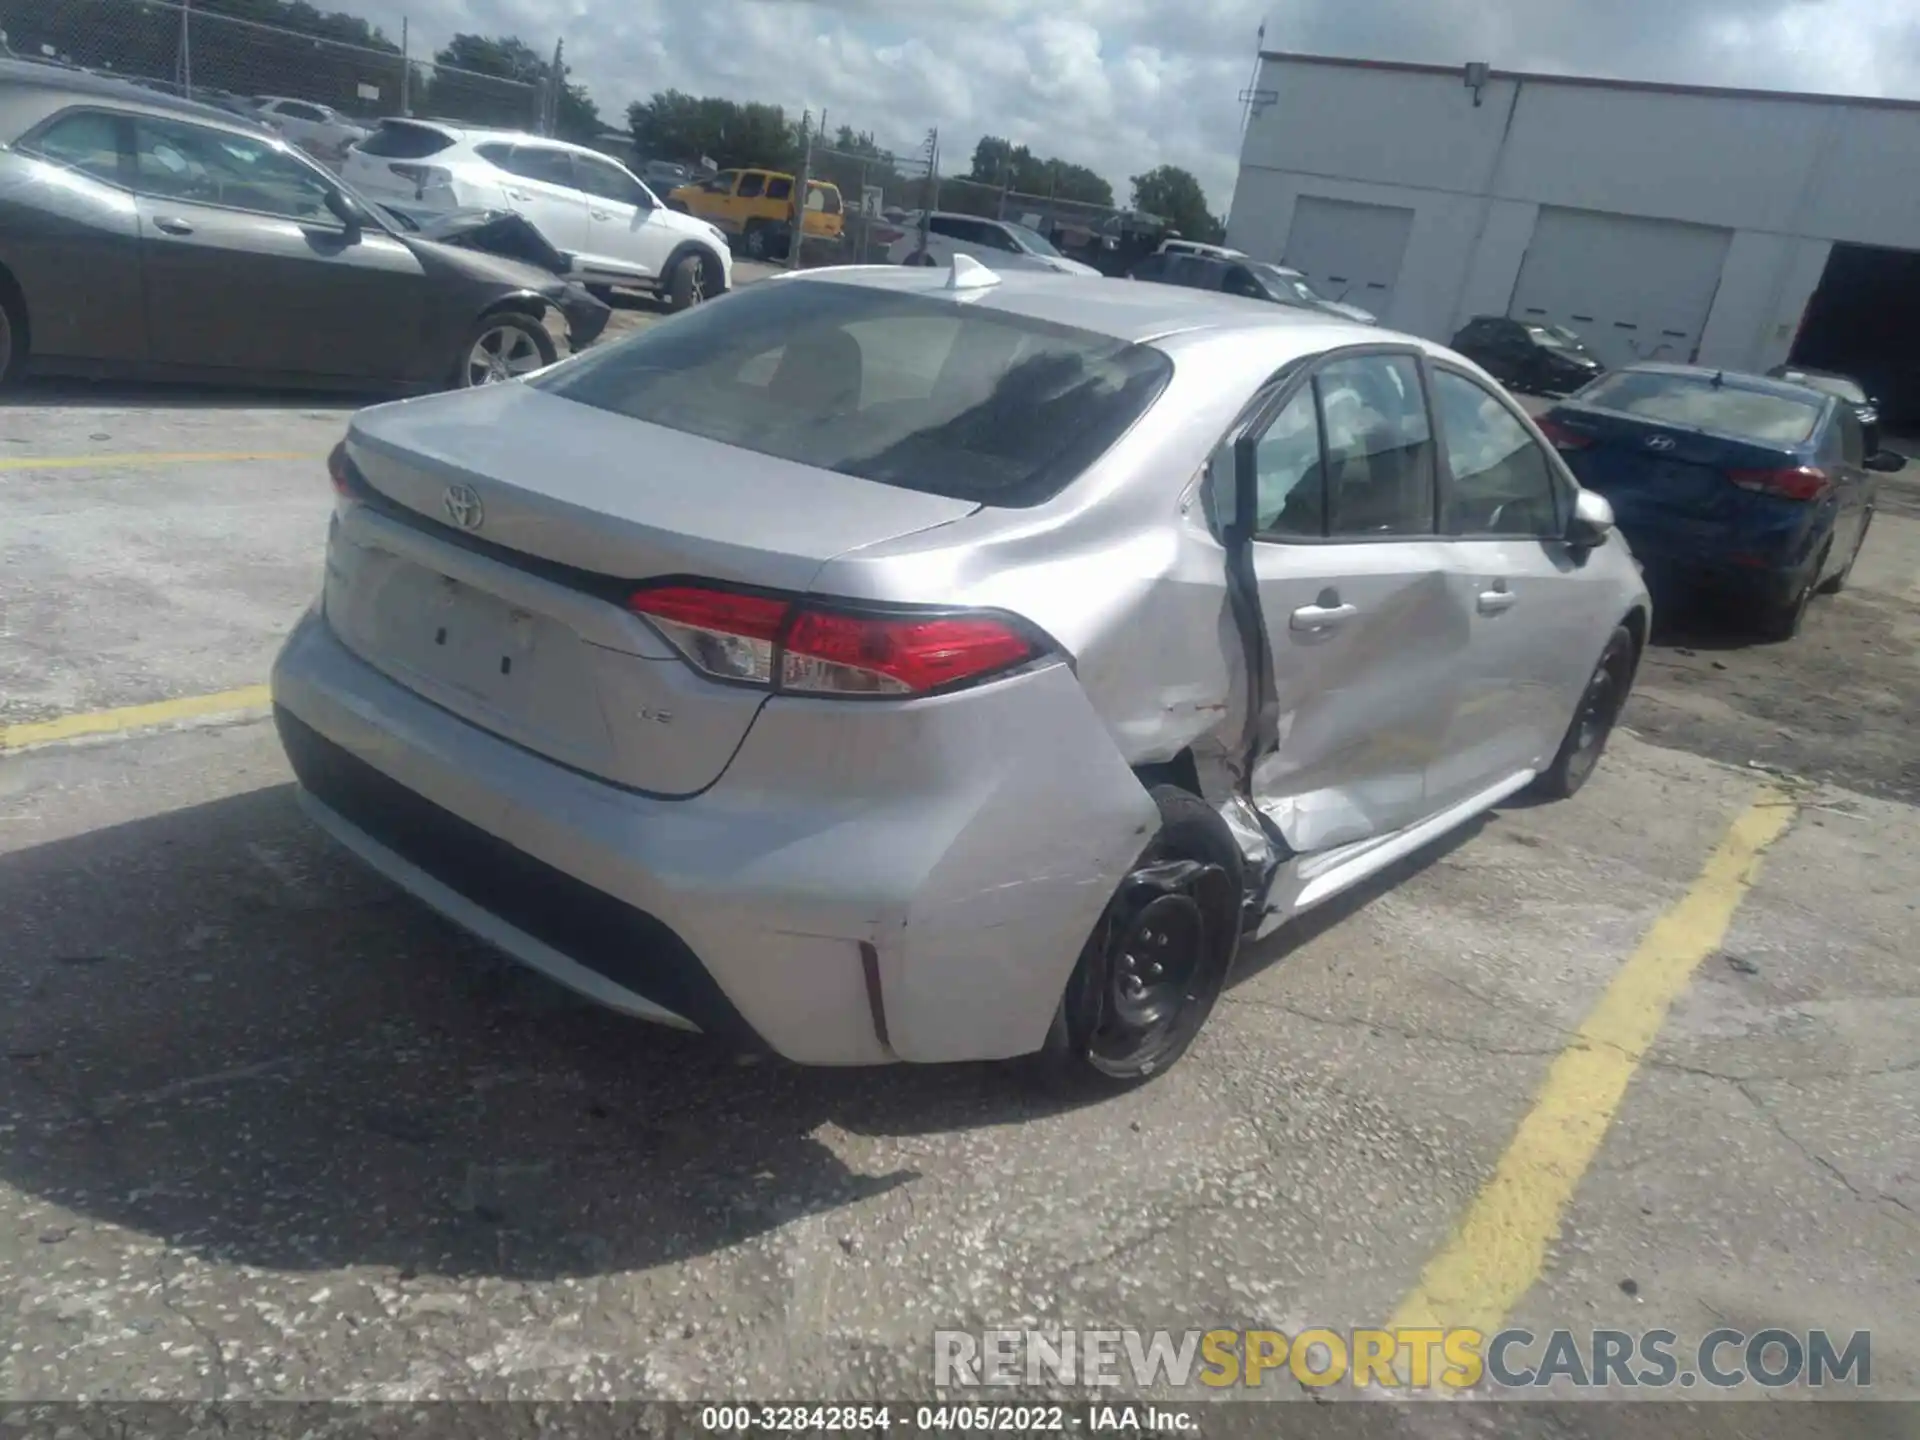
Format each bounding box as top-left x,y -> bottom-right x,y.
0,61 -> 608,392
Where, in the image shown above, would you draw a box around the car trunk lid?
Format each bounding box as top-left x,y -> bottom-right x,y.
325,384 -> 978,794
1541,403 -> 1800,534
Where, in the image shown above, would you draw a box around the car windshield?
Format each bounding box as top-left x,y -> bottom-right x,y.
1251,264 -> 1323,306
1527,325 -> 1580,351
1579,371 -> 1822,444
1003,222 -> 1063,258
531,279 -> 1173,507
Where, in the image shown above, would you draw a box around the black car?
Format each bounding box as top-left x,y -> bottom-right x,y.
1767,364 -> 1881,456
1451,315 -> 1605,396
0,60 -> 608,393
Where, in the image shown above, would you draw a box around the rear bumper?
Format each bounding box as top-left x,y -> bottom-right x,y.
270,610 -> 1155,1065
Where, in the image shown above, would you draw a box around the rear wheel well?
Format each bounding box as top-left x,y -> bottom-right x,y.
0,260 -> 29,372
1132,750 -> 1202,799
1620,604 -> 1650,681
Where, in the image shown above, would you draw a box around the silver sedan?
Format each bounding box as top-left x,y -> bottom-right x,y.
270,258 -> 1650,1087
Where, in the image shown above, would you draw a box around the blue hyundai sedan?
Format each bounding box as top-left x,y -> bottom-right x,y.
1537,364 -> 1906,640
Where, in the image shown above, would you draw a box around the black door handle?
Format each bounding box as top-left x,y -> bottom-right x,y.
153,216 -> 194,236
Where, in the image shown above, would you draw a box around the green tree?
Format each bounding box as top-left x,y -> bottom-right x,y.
626,90 -> 799,171
428,34 -> 599,139
965,134 -> 1114,207
1130,164 -> 1223,243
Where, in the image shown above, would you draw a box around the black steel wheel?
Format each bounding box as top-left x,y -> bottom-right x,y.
1531,625 -> 1636,801
1035,786 -> 1245,1090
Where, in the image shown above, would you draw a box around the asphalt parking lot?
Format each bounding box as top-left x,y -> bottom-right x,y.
2,330 -> 1917,1430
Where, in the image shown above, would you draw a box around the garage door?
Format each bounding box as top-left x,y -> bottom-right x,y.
1508,209 -> 1732,370
1282,196 -> 1415,320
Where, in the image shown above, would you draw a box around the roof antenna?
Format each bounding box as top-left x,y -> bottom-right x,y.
946,252 -> 1000,292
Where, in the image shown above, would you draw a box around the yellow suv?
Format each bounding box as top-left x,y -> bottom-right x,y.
666,168 -> 844,259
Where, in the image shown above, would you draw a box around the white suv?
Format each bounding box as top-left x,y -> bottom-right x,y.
884,211 -> 1100,276
343,120 -> 733,310
251,96 -> 368,161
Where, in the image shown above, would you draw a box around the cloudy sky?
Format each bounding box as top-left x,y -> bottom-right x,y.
374,0 -> 1920,209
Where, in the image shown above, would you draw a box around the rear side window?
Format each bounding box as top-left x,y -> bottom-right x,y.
1580,371 -> 1821,444
21,110 -> 125,184
357,121 -> 454,159
478,143 -> 576,188
532,279 -> 1174,507
809,182 -> 841,215
766,176 -> 793,201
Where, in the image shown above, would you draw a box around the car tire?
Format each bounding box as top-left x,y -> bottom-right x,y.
1029,786 -> 1245,1094
742,222 -> 773,261
452,311 -> 554,390
1819,512 -> 1870,595
663,252 -> 710,313
1757,549 -> 1825,642
1529,624 -> 1636,802
0,282 -> 25,387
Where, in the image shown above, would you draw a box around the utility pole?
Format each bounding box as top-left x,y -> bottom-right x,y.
546,37 -> 564,135
786,107 -> 819,268
399,17 -> 410,116
176,0 -> 192,97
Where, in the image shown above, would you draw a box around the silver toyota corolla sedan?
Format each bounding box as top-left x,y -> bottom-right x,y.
270,256 -> 1651,1087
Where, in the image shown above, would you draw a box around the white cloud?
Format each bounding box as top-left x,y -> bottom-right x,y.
369,0 -> 1920,211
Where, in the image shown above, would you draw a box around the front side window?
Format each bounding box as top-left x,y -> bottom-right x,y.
1251,388 -> 1325,538
503,144 -> 579,188
131,117 -> 335,221
531,279 -> 1173,508
1432,368 -> 1560,537
1317,354 -> 1436,537
23,110 -> 125,184
573,154 -> 647,206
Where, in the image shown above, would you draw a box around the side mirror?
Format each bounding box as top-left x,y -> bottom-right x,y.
1567,488 -> 1615,547
325,187 -> 368,238
1866,449 -> 1908,474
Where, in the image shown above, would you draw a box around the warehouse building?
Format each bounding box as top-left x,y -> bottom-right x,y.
1225,53 -> 1920,422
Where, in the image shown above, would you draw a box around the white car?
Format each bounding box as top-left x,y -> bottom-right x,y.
250,96 -> 368,161
1157,239 -> 1247,261
343,119 -> 734,310
884,211 -> 1100,276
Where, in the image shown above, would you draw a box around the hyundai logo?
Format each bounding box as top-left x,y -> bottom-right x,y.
443,483 -> 485,531
1645,435 -> 1677,452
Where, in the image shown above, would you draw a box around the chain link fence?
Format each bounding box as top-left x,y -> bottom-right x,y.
801,137 -> 938,265
0,0 -> 548,145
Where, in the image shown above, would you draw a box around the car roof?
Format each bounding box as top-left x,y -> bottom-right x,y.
1610,362 -> 1835,406
0,58 -> 278,132
775,263 -> 1386,348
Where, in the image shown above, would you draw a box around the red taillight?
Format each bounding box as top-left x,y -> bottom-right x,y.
626,583 -> 1042,697
627,585 -> 787,686
783,609 -> 1037,695
1536,417 -> 1593,451
1727,466 -> 1830,502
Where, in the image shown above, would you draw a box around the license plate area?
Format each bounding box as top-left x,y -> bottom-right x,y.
325,543 -> 615,766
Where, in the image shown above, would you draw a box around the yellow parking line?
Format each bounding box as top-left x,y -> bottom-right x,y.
0,450 -> 322,473
0,685 -> 272,752
1389,786 -> 1796,1337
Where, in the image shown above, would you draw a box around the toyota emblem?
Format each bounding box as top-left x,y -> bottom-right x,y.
1645,435 -> 1676,452
443,483 -> 485,530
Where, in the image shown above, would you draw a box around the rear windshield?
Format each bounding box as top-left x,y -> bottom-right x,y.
532,279 -> 1172,507
1578,371 -> 1822,445
1778,370 -> 1868,405
358,121 -> 454,159
1526,325 -> 1577,351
